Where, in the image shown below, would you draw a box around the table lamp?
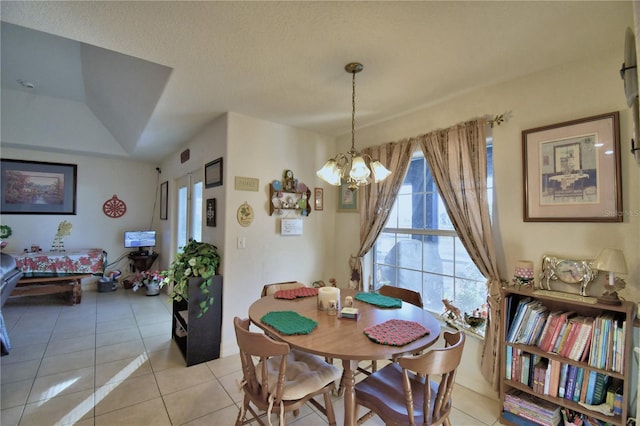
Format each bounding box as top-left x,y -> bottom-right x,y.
594,248 -> 627,305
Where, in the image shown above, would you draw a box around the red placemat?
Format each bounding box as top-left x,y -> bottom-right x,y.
364,319 -> 430,346
273,287 -> 319,299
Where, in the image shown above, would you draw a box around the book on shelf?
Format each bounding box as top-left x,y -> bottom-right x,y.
504,389 -> 561,426
585,370 -> 597,405
547,311 -> 576,353
568,317 -> 594,361
515,301 -> 545,344
564,365 -> 578,401
558,363 -> 569,398
580,368 -> 590,403
533,358 -> 548,394
572,367 -> 584,402
507,298 -> 534,342
559,316 -> 584,358
548,359 -> 561,398
536,310 -> 561,349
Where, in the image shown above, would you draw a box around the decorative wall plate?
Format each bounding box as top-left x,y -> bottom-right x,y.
103,195 -> 127,218
237,202 -> 254,227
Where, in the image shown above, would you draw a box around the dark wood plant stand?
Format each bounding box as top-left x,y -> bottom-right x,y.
171,275 -> 223,366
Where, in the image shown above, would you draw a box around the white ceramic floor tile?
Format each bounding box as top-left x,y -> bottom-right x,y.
155,362 -> 215,395
28,366 -> 95,403
38,348 -> 95,377
95,339 -> 145,365
94,354 -> 153,387
95,327 -> 141,348
94,372 -> 160,416
162,379 -> 234,425
0,342 -> 47,365
0,379 -> 32,409
0,359 -> 40,384
43,333 -> 96,357
20,389 -> 94,425
0,405 -> 23,426
94,396 -> 171,426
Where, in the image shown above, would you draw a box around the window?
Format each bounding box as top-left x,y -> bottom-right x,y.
373,145 -> 493,317
176,172 -> 203,253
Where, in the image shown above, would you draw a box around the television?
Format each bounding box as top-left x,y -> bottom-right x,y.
124,231 -> 156,251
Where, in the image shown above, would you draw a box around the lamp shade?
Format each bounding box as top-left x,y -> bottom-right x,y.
316,159 -> 342,186
371,161 -> 392,182
594,248 -> 627,274
349,156 -> 371,181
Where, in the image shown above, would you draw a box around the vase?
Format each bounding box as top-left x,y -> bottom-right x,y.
146,280 -> 160,296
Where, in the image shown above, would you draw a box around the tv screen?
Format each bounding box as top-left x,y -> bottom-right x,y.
124,231 -> 156,249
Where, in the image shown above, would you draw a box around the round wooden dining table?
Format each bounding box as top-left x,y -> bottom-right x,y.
248,289 -> 441,426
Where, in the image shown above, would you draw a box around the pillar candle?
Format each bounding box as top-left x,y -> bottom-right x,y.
318,287 -> 340,311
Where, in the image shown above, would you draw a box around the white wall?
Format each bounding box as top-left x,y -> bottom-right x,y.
159,112 -> 337,357
0,147 -> 159,276
333,49 -> 640,396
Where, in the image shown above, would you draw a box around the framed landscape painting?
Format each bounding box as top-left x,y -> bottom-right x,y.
0,159 -> 77,215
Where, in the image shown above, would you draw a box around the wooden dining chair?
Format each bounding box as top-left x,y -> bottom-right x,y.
378,284 -> 424,308
260,281 -> 306,297
364,285 -> 424,374
233,317 -> 342,426
354,331 -> 466,426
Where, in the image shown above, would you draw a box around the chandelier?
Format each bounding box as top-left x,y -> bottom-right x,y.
316,62 -> 391,191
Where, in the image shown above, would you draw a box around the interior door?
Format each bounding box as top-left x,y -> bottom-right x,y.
175,171 -> 203,253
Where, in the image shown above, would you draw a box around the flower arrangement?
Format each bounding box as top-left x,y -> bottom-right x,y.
132,270 -> 161,292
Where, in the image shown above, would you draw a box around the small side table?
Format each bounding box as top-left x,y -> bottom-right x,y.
128,252 -> 158,272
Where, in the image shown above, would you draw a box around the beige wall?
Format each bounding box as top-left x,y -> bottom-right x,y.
0,147 -> 158,267
159,112 -> 337,356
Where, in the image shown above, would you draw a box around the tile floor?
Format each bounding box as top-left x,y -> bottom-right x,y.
1,284 -> 501,425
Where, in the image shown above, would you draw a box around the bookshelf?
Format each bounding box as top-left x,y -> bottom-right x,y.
500,286 -> 635,426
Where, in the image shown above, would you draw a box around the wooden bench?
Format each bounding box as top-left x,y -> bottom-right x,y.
10,274 -> 91,305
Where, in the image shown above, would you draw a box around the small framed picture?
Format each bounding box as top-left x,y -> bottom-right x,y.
206,198 -> 216,227
205,157 -> 223,188
160,181 -> 168,220
338,181 -> 358,212
314,187 -> 324,211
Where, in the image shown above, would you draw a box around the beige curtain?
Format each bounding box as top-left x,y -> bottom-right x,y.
350,139 -> 416,290
417,118 -> 502,390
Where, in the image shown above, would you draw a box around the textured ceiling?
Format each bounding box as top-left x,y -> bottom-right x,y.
0,1 -> 634,163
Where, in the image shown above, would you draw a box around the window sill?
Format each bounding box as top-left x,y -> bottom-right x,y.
435,315 -> 486,341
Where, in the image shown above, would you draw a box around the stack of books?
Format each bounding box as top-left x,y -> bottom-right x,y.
503,389 -> 561,426
340,307 -> 359,320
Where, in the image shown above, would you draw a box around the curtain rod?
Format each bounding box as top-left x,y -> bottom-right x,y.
487,113 -> 505,128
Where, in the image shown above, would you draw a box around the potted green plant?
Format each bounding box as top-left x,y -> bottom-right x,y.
160,239 -> 221,318
0,225 -> 12,249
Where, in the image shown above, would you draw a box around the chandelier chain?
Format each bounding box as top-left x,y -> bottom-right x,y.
351,69 -> 356,152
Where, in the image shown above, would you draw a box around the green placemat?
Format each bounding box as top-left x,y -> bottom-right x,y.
260,311 -> 318,335
355,292 -> 402,308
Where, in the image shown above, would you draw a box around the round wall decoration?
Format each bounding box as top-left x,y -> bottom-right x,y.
103,195 -> 127,218
237,202 -> 254,227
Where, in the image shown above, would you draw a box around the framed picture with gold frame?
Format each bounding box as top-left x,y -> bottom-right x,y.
522,111 -> 622,222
